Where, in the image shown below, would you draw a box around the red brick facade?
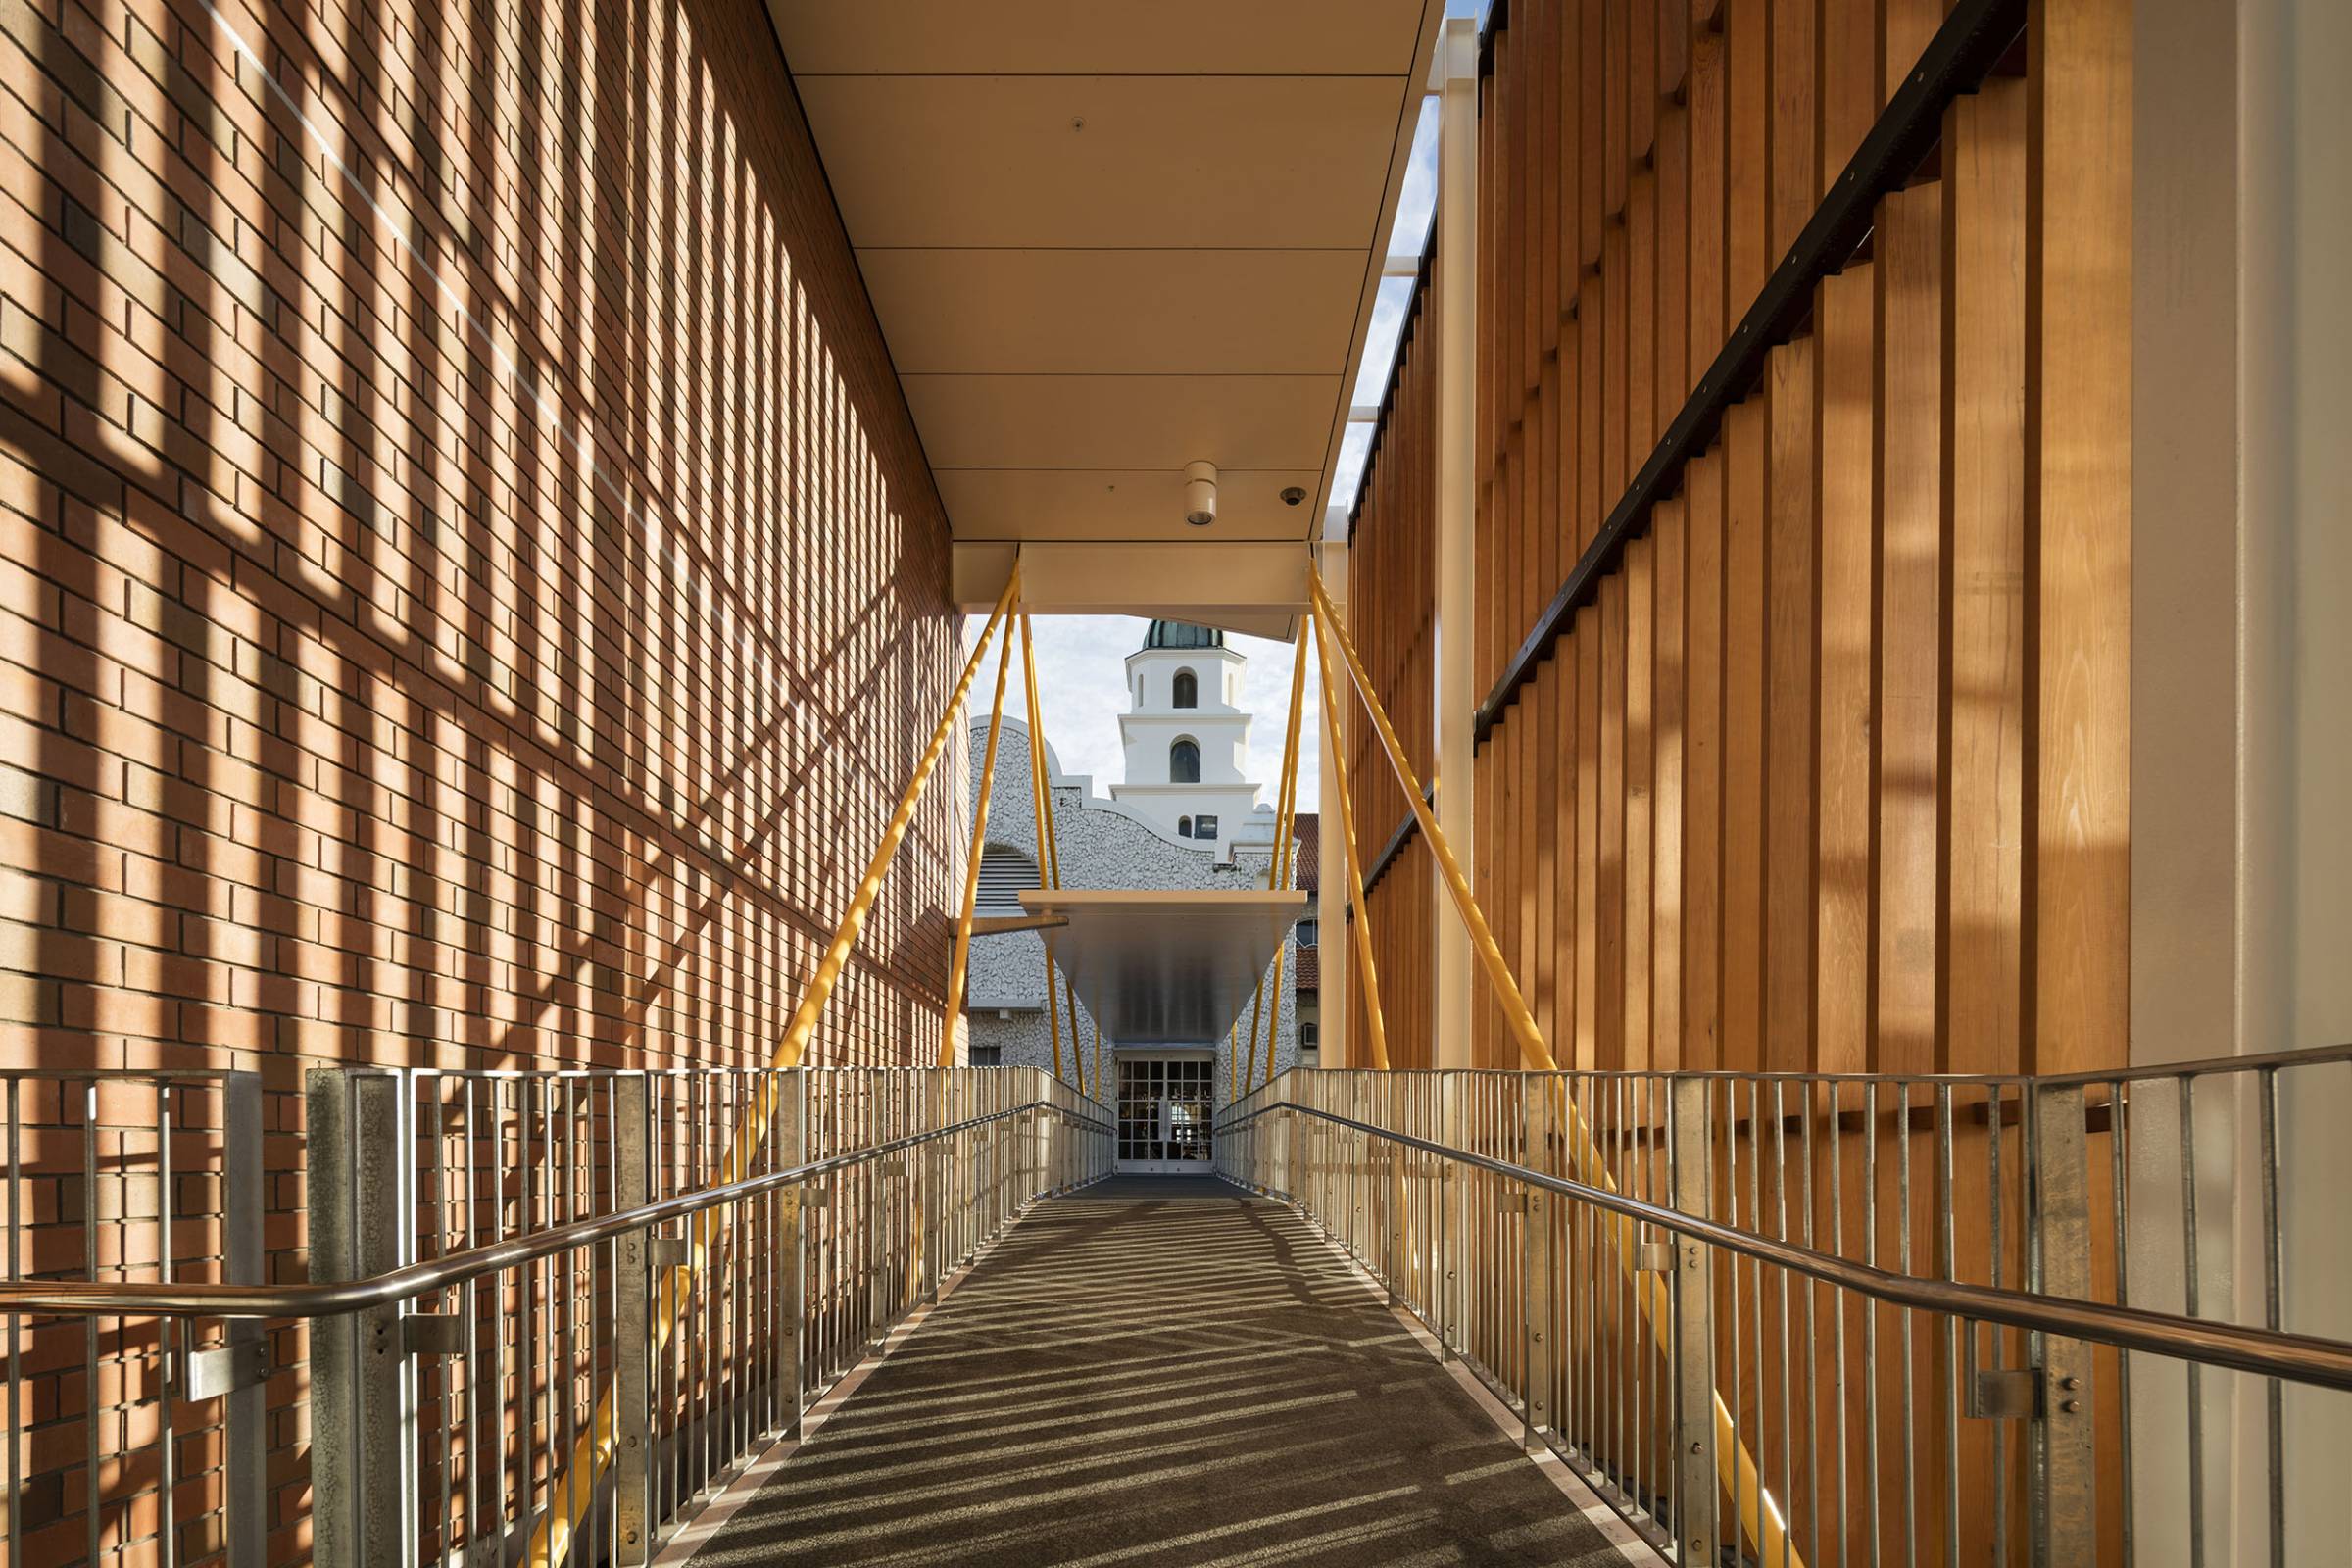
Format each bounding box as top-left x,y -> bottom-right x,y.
1,0 -> 956,1554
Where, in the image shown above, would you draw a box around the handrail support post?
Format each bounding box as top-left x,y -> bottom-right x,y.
1440,1073 -> 1464,1359
307,1070 -> 411,1568
613,1076 -> 652,1565
1669,1079 -> 1719,1565
2028,1083 -> 2097,1565
1525,1081 -> 1555,1450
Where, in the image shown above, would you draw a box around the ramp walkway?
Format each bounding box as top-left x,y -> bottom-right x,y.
685,1177 -> 1634,1568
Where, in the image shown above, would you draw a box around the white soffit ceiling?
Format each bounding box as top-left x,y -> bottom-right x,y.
766,0 -> 1441,545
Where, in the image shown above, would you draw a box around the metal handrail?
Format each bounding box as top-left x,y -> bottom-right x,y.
0,1100 -> 1106,1320
1218,1096 -> 2352,1393
1252,1042 -> 2352,1091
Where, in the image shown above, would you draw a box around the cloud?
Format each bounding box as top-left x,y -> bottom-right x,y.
964,615 -> 1320,812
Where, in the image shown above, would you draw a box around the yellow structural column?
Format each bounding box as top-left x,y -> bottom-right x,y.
1306,606 -> 1390,1070
527,574 -> 1020,1568
941,607 -> 1020,1064
1308,567 -> 1797,1568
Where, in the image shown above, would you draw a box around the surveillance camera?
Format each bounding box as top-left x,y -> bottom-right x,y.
1184,461 -> 1218,526
1279,486 -> 1307,507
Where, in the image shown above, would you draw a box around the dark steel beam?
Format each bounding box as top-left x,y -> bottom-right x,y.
1472,0 -> 2027,742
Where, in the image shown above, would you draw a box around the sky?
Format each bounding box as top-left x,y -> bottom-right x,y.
1328,92 -> 1441,519
963,616 -> 1321,812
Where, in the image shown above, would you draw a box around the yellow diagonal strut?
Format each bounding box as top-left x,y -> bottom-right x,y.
1018,609 -> 1085,1094
942,601 -> 1020,1062
526,573 -> 1021,1568
1308,566 -> 1799,1568
1243,627 -> 1310,1094
1306,607 -> 1389,1070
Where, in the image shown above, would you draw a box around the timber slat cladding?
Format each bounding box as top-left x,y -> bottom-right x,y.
1348,0 -> 2128,1083
1349,261 -> 1437,1069
1337,1 -> 2131,1557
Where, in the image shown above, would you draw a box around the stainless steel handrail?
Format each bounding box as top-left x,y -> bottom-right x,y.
0,1100 -> 1107,1320
1218,1097 -> 2352,1393
1257,1041 -> 2352,1090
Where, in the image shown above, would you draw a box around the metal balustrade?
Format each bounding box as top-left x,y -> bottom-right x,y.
1,1065 -> 1110,1568
9,1051 -> 2343,1567
1215,1047 -> 2352,1567
0,1070 -> 268,1568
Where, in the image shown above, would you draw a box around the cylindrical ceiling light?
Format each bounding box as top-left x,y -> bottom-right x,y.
1184,460 -> 1218,526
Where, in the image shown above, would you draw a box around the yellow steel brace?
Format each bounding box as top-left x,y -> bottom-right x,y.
1242,625 -> 1317,1091
1245,633 -> 1311,1092
1306,606 -> 1390,1070
941,607 -> 1019,1063
1018,610 -> 1085,1093
525,573 -> 1021,1568
1308,566 -> 1798,1568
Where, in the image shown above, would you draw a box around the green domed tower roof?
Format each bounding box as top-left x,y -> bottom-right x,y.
1141,620 -> 1226,651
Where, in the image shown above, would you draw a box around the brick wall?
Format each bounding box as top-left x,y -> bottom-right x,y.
0,0 -> 956,1555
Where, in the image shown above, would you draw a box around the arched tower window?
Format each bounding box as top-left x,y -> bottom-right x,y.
1172,668 -> 1198,708
1178,815 -> 1193,837
1169,739 -> 1200,783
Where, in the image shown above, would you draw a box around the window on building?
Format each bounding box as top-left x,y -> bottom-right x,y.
1169,738 -> 1200,783
970,1043 -> 1002,1067
1298,1021 -> 1318,1063
1296,917 -> 1318,948
1178,815 -> 1193,837
1194,814 -> 1218,839
1172,668 -> 1198,708
976,845 -> 1038,913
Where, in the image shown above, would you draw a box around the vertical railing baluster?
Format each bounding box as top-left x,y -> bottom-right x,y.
1936,1082 -> 1958,1568
781,1070 -> 806,1441
1527,1078 -> 1554,1451
2112,1076 -> 2135,1568
4,1080 -> 19,1568
1773,1078 -> 1793,1568
156,1081 -> 176,1568
2258,1065 -> 2284,1568
2180,1075 -> 2206,1568
82,1082 -> 98,1568
1989,1083 -> 2009,1556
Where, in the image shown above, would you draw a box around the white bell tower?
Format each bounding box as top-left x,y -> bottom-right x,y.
1110,621 -> 1261,858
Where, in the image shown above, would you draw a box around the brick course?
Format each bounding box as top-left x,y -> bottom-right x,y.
0,0 -> 956,1557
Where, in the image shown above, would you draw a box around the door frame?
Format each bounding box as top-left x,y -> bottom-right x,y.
1113,1050 -> 1217,1174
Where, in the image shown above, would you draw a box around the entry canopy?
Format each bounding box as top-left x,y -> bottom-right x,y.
1019,890 -> 1307,1047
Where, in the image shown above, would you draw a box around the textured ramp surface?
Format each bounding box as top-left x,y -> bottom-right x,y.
692,1177 -> 1627,1567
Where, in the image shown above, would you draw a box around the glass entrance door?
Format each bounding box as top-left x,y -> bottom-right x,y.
1115,1055 -> 1215,1173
